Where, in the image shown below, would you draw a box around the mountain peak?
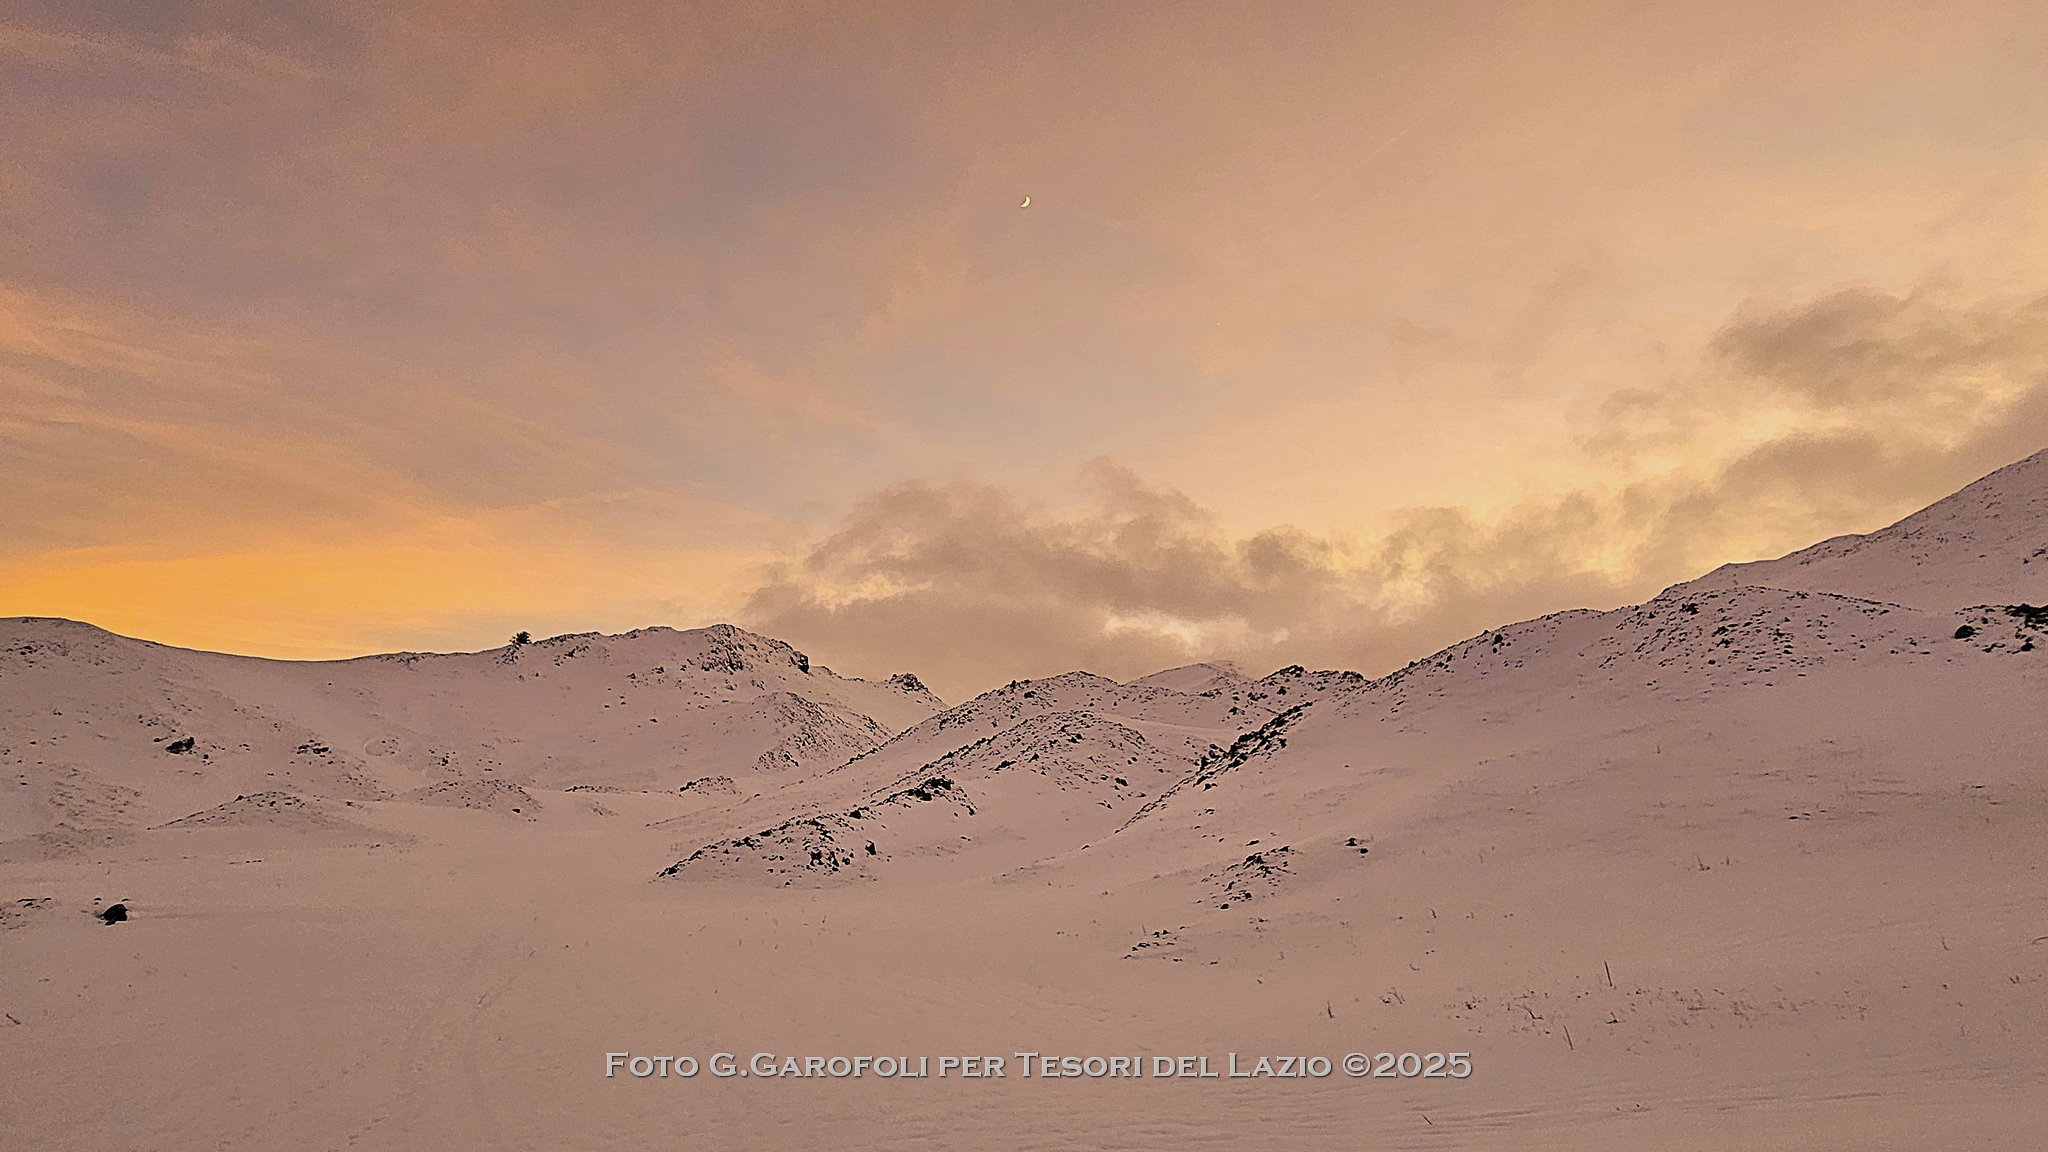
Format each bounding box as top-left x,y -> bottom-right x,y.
1682,446 -> 2048,610
1128,661 -> 1250,695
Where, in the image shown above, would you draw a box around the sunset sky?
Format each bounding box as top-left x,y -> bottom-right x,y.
5,0 -> 2048,697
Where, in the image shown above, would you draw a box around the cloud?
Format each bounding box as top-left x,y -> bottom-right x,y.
1712,286 -> 2048,408
742,458 -> 1628,699
746,285 -> 2048,699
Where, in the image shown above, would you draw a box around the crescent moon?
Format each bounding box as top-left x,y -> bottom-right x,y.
1019,196 -> 1030,208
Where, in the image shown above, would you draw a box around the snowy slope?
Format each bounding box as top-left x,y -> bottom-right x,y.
0,620 -> 940,858
1128,661 -> 1252,694
1686,447 -> 2048,609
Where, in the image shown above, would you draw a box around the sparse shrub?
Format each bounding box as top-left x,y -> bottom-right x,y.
510,631 -> 531,646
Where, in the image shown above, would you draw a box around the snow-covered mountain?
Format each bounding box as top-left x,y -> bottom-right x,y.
0,621 -> 940,860
6,447 -> 2048,1151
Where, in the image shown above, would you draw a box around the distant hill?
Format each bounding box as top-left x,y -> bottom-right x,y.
1128,661 -> 1251,695
0,620 -> 940,860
